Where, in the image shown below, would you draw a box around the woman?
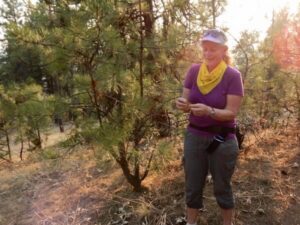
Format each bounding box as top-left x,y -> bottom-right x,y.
176,29 -> 244,225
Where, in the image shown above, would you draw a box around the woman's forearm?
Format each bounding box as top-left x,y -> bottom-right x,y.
209,95 -> 242,121
208,107 -> 236,121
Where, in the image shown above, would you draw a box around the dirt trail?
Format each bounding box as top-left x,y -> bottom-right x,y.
0,124 -> 122,225
0,151 -> 124,225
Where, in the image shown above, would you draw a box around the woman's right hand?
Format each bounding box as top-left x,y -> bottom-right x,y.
176,97 -> 190,112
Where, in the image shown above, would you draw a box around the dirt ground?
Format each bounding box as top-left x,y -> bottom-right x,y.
0,123 -> 299,225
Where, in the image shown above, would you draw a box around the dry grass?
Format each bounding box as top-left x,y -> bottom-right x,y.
96,123 -> 300,225
0,148 -> 124,225
0,122 -> 299,225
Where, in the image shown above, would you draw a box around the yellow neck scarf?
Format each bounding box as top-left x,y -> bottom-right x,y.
197,60 -> 227,95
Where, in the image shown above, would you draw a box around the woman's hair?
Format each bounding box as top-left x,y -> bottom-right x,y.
223,49 -> 232,65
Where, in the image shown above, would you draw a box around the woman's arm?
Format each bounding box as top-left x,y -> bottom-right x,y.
210,95 -> 243,121
190,94 -> 243,121
182,88 -> 190,99
175,88 -> 191,113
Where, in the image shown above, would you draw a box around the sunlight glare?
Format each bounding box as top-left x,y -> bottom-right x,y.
219,0 -> 300,47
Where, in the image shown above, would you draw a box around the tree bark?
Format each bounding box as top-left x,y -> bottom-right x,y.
212,0 -> 216,28
5,130 -> 12,161
138,0 -> 144,98
20,135 -> 24,161
116,142 -> 143,192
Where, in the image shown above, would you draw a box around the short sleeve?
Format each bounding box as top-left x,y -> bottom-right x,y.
227,70 -> 244,96
183,64 -> 200,89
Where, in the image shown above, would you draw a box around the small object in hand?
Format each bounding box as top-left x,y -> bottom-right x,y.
178,97 -> 188,103
177,97 -> 190,111
209,107 -> 216,117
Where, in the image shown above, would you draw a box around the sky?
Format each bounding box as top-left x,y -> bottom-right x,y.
218,0 -> 300,48
0,0 -> 299,49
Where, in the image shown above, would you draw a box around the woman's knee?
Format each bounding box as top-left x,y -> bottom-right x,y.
214,189 -> 235,209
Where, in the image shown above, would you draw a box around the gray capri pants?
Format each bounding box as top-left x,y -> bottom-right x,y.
183,131 -> 239,209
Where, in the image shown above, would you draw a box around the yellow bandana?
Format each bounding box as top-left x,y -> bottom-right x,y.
197,60 -> 227,95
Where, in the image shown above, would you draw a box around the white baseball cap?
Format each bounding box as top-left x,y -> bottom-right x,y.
201,29 -> 228,45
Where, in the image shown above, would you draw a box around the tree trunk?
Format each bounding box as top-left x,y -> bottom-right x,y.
36,127 -> 42,148
212,0 -> 216,28
138,0 -> 144,97
116,142 -> 143,192
89,75 -> 103,127
58,118 -> 64,132
5,130 -> 12,161
20,136 -> 24,161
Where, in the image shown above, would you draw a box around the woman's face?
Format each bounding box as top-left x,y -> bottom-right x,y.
201,41 -> 227,64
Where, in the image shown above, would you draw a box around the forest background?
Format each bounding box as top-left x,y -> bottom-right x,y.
0,1 -> 299,225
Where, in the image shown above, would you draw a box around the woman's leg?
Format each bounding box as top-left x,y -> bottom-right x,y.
183,132 -> 210,224
209,138 -> 239,225
186,207 -> 199,224
221,208 -> 234,225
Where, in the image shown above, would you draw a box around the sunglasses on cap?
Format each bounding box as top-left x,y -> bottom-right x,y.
202,29 -> 228,44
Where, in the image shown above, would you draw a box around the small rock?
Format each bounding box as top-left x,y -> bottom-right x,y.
257,208 -> 265,215
206,174 -> 213,184
289,193 -> 296,199
175,216 -> 186,225
246,197 -> 252,205
291,162 -> 299,168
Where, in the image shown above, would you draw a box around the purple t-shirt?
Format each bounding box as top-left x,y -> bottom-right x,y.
184,64 -> 244,138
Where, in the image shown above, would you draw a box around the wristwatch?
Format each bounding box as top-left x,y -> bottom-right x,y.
209,107 -> 216,117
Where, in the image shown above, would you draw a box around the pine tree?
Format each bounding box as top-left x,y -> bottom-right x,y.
1,0 -> 228,190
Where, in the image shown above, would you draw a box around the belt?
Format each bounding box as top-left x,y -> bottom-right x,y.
189,123 -> 236,154
188,123 -> 236,134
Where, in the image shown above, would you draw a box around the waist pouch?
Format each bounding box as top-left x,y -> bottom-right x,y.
189,123 -> 236,154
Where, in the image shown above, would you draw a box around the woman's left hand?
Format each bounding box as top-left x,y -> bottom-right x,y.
190,103 -> 210,116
